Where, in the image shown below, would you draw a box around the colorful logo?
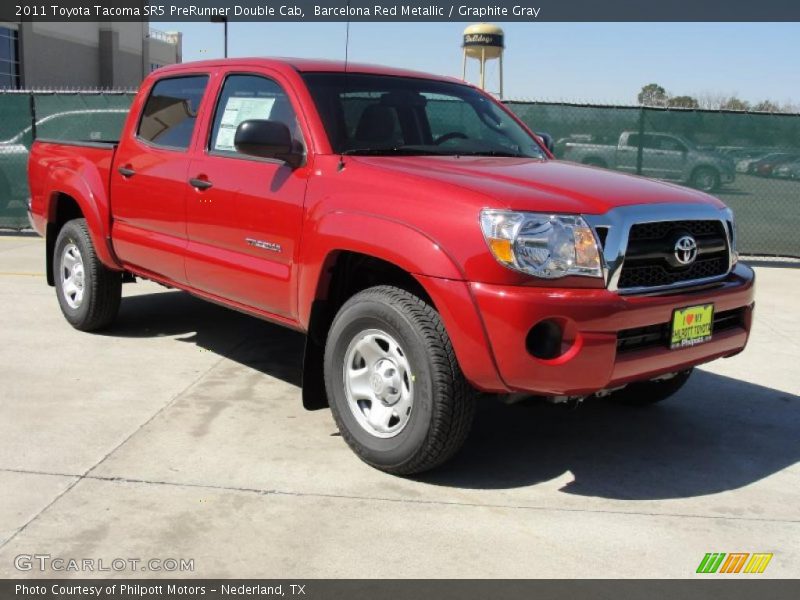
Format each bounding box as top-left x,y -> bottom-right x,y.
696,553 -> 773,574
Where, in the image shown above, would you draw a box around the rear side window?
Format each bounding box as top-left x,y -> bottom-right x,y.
137,75 -> 208,149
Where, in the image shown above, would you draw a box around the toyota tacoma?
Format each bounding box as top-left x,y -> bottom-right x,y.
27,59 -> 755,474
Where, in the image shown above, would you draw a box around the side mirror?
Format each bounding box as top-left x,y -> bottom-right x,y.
535,131 -> 555,154
234,120 -> 302,167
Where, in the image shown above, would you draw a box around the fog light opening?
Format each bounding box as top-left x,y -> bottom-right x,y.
526,318 -> 580,361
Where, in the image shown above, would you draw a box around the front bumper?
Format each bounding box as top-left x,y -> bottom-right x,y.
469,263 -> 755,396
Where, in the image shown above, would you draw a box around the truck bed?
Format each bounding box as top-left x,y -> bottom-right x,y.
28,139 -> 118,239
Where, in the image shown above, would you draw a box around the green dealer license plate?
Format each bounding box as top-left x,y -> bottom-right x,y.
671,304 -> 714,349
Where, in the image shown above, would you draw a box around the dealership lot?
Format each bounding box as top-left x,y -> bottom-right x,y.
0,235 -> 798,578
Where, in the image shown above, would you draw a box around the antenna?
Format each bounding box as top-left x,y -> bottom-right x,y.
344,0 -> 351,73
338,0 -> 352,171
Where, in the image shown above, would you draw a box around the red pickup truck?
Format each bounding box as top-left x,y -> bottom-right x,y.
28,58 -> 755,474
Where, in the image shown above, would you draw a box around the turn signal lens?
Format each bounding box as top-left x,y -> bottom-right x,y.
488,238 -> 514,264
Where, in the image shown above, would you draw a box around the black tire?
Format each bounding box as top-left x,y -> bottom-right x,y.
53,218 -> 121,331
690,167 -> 720,192
604,369 -> 693,406
324,285 -> 476,475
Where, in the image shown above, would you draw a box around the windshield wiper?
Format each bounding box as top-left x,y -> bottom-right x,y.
453,150 -> 531,158
341,146 -> 447,156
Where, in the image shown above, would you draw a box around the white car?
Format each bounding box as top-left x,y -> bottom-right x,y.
736,156 -> 766,173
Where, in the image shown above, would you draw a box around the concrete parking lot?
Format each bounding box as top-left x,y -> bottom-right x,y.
0,234 -> 798,578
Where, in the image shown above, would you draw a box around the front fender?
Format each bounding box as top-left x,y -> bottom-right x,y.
298,210 -> 464,324
44,165 -> 119,269
297,210 -> 508,393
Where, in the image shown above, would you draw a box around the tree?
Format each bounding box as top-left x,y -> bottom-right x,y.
753,100 -> 780,113
668,95 -> 699,109
638,83 -> 668,107
720,97 -> 751,111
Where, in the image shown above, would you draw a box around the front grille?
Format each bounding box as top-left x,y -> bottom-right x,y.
628,220 -> 723,240
617,220 -> 730,290
618,257 -> 728,289
617,307 -> 746,353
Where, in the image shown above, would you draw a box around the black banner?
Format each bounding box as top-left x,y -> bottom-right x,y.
3,0 -> 800,22
2,580 -> 800,600
463,33 -> 504,47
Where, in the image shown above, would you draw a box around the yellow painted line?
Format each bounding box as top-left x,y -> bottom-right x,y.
0,272 -> 45,277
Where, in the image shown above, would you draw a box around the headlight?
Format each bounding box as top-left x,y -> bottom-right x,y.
480,210 -> 603,279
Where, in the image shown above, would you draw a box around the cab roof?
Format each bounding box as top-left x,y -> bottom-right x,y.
154,57 -> 468,85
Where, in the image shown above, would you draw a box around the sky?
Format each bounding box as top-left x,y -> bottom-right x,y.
155,21 -> 800,105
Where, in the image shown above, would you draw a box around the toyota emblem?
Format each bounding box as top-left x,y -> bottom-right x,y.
674,235 -> 698,265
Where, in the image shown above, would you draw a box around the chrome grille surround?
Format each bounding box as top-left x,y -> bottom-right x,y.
583,203 -> 736,295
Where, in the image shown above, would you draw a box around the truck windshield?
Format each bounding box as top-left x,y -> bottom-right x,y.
302,72 -> 546,159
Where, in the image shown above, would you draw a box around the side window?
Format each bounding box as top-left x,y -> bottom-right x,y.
641,134 -> 658,149
209,74 -> 303,156
659,137 -> 686,152
137,75 -> 209,149
626,134 -> 657,149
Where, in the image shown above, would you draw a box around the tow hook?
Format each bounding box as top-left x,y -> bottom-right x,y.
545,395 -> 586,409
594,385 -> 627,398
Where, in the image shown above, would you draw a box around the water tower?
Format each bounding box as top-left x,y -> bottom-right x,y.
462,23 -> 505,97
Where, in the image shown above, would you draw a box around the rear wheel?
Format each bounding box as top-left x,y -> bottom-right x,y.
324,286 -> 476,475
604,369 -> 693,406
53,218 -> 121,331
690,167 -> 720,192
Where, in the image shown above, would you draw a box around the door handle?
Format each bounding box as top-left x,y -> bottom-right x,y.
189,177 -> 213,190
118,166 -> 135,177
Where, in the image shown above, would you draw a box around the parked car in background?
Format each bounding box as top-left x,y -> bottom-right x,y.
772,160 -> 800,180
561,131 -> 735,192
0,109 -> 128,211
723,148 -> 771,162
735,153 -> 771,173
752,153 -> 800,177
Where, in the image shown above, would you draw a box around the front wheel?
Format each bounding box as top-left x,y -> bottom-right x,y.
324,286 -> 476,475
604,369 -> 693,406
53,218 -> 122,331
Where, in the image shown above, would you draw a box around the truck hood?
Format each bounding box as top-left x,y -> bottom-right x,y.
352,156 -> 724,214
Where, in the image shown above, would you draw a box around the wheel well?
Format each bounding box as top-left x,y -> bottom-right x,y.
45,193 -> 83,286
301,251 -> 434,411
583,157 -> 607,168
308,251 -> 433,346
691,165 -> 718,177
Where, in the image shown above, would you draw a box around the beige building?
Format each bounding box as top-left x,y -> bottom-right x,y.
0,22 -> 181,89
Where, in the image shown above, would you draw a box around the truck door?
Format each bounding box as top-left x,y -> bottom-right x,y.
110,74 -> 210,284
619,133 -> 664,179
184,72 -> 309,320
652,135 -> 688,180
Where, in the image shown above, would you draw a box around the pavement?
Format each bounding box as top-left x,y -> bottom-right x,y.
0,234 -> 798,579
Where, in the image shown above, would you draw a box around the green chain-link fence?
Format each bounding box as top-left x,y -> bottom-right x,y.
0,90 -> 133,229
1,92 -> 798,257
508,102 -> 800,258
